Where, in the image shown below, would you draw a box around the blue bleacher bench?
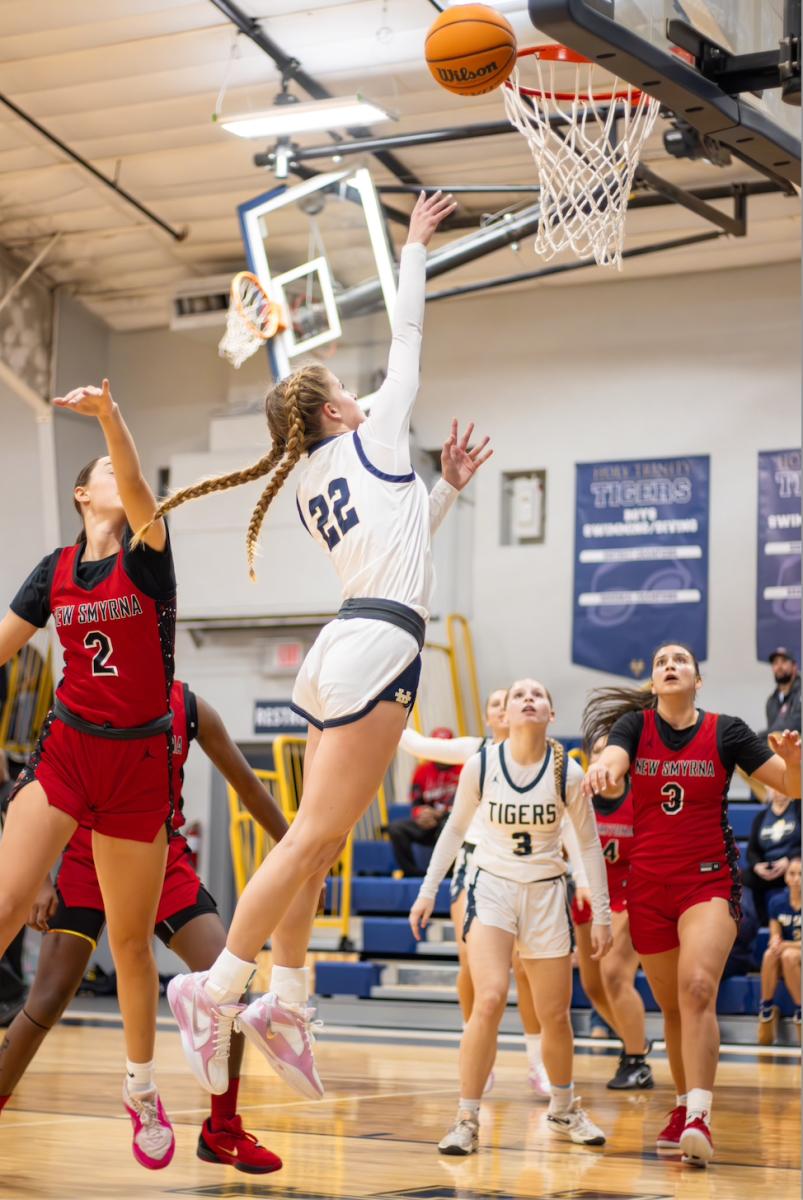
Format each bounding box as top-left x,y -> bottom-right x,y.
315,961 -> 382,999
351,879 -> 451,915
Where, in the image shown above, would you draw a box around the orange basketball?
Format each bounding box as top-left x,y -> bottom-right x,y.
425,4 -> 517,97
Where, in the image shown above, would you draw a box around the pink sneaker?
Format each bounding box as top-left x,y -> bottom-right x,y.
528,1061 -> 551,1099
122,1080 -> 175,1170
238,992 -> 324,1100
167,971 -> 243,1095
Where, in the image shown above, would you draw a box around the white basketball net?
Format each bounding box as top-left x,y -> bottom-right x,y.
219,272 -> 275,368
503,58 -> 661,269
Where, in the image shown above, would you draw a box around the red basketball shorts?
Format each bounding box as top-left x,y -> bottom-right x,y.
59,831 -> 202,925
11,712 -> 171,842
572,874 -> 628,927
626,868 -> 740,956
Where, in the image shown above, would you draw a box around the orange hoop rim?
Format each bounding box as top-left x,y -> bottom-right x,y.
511,44 -> 644,103
231,271 -> 284,340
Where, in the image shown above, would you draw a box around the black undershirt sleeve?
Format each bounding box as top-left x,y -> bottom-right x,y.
716,715 -> 774,776
184,685 -> 199,743
606,711 -> 644,764
8,550 -> 61,628
121,525 -> 176,602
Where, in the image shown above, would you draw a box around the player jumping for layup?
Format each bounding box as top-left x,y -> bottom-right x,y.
133,191 -> 492,1100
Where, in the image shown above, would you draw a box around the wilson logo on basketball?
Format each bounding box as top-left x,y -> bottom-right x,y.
437,62 -> 498,83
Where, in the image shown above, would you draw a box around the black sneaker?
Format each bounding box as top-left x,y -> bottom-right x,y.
606,1051 -> 654,1090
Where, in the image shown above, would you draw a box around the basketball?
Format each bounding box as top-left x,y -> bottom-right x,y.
425,4 -> 517,97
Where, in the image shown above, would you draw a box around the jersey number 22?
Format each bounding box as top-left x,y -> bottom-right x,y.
309,477 -> 360,550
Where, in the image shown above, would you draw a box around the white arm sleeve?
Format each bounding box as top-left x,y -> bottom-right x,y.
564,761 -> 611,925
561,816 -> 589,889
417,754 -> 482,900
399,728 -> 483,766
360,243 -> 426,477
429,478 -> 459,536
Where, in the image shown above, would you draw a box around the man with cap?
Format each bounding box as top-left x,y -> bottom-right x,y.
766,649 -> 801,737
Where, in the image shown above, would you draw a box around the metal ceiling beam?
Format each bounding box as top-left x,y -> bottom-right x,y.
209,0 -> 423,187
0,91 -> 187,242
635,165 -> 747,237
424,231 -> 724,302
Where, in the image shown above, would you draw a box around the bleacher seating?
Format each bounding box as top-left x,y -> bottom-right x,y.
315,801 -> 788,1027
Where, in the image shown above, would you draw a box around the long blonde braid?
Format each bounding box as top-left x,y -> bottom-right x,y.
246,378 -> 306,581
132,362 -> 332,580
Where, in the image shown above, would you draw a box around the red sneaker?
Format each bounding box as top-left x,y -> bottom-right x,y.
197,1116 -> 283,1175
680,1115 -> 714,1168
656,1105 -> 687,1153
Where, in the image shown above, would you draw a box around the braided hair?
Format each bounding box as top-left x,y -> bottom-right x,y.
132,364 -> 333,579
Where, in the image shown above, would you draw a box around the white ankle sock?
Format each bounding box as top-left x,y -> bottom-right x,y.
204,948 -> 257,1006
126,1059 -> 155,1096
677,1093 -> 688,1108
458,1097 -> 481,1120
270,965 -> 310,1009
686,1088 -> 712,1122
549,1082 -> 574,1114
524,1033 -> 543,1067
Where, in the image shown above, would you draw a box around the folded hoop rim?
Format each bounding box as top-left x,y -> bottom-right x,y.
231,271 -> 283,341
512,44 -> 643,103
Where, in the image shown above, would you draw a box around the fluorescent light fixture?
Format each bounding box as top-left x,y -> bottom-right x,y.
221,96 -> 393,140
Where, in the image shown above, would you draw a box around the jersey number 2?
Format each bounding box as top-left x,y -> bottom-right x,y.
84,631 -> 118,677
660,782 -> 684,815
309,477 -> 360,550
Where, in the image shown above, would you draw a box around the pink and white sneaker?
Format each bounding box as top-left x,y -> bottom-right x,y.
528,1061 -> 551,1099
167,971 -> 243,1095
122,1080 -> 175,1170
238,992 -> 324,1100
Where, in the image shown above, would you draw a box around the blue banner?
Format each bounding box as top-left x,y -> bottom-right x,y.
573,457 -> 710,679
757,450 -> 801,663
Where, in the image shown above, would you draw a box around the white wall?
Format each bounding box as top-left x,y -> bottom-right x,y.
0,383 -> 46,610
414,260 -> 802,735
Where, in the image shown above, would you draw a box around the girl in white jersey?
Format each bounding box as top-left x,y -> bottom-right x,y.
400,687 -> 584,1097
409,679 -> 612,1155
135,192 -> 492,1101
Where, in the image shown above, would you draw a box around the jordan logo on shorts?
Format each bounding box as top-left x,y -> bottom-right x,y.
395,689 -> 412,706
141,746 -> 155,761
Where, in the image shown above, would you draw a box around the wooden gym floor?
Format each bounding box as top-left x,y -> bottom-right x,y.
0,1023 -> 798,1199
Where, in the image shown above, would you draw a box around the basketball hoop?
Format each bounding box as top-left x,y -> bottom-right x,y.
503,45 -> 661,270
218,271 -> 286,368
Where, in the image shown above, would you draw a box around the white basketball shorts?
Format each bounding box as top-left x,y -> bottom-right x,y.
463,865 -> 573,959
291,617 -> 421,730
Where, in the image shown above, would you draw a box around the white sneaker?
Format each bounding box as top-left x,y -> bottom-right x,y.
483,1069 -> 495,1095
528,1061 -> 551,1099
438,1112 -> 479,1156
547,1098 -> 606,1146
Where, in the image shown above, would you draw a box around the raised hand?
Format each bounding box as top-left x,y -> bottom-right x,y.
52,378 -> 114,419
582,762 -> 616,799
406,189 -> 457,248
441,419 -> 493,492
769,729 -> 802,764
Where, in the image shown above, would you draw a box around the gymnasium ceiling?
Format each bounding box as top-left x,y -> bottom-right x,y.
0,0 -> 799,333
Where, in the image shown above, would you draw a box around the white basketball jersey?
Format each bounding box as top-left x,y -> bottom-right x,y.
472,741 -> 577,885
296,431 -> 435,620
464,737 -> 494,847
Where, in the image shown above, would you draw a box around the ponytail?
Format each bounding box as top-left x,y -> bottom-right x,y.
581,641 -> 701,749
131,363 -> 331,579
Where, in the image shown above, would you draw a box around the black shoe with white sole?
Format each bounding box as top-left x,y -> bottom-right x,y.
606,1051 -> 654,1090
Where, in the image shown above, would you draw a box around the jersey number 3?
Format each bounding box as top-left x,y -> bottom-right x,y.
84,630 -> 118,677
660,782 -> 684,815
309,478 -> 360,550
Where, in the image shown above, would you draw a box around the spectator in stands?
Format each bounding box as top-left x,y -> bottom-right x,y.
765,648 -> 801,736
388,728 -> 462,877
742,787 -> 802,923
721,885 -> 759,979
758,857 -> 801,1045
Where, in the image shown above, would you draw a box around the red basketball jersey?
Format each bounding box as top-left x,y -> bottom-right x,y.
50,544 -> 175,728
60,679 -> 191,894
630,709 -> 737,883
594,785 -> 634,892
